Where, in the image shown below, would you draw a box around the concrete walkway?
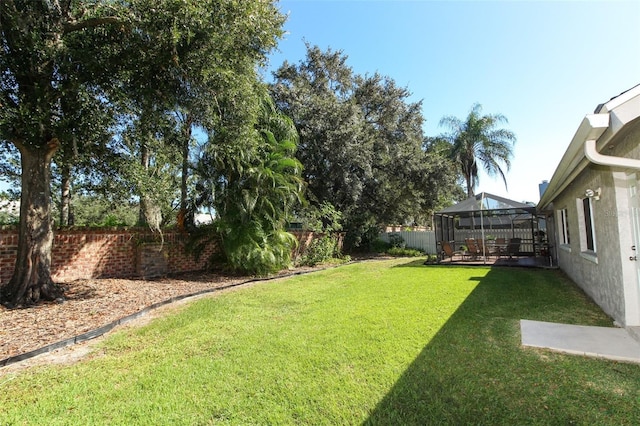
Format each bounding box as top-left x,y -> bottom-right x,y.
521,320 -> 640,364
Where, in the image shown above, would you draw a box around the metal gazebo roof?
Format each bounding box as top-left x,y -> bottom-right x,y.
437,192 -> 536,216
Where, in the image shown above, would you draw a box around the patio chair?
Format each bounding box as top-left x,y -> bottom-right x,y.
440,241 -> 465,262
465,238 -> 481,258
507,238 -> 521,258
477,239 -> 488,256
490,238 -> 506,258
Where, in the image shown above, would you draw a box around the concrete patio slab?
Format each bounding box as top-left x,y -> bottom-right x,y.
520,320 -> 640,364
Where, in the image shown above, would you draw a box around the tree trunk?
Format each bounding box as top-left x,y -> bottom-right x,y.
180,115 -> 192,214
1,142 -> 64,307
60,163 -> 71,226
465,172 -> 474,198
178,115 -> 192,230
138,143 -> 150,225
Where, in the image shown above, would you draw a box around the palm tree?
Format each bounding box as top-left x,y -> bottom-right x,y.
439,103 -> 516,197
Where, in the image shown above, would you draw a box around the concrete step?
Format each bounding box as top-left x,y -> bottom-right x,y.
521,320 -> 640,364
627,326 -> 640,344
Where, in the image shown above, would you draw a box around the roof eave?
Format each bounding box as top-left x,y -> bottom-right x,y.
539,85 -> 640,212
538,114 -> 609,210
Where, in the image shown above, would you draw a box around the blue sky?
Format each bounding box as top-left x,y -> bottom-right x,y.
265,0 -> 640,203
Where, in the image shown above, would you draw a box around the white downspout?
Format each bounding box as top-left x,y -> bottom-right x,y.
584,139 -> 640,170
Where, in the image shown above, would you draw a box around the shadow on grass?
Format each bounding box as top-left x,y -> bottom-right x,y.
364,266 -> 638,425
390,258 -> 429,268
393,258 -> 499,269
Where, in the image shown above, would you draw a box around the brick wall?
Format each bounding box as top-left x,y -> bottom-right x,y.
0,228 -> 219,284
0,228 -> 332,284
0,230 -> 18,285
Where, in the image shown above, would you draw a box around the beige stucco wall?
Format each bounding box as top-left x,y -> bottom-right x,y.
552,117 -> 640,326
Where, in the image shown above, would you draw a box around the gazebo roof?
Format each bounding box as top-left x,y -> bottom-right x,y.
437,192 -> 535,216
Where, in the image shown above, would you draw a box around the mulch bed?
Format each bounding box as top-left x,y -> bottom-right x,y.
0,266 -> 322,366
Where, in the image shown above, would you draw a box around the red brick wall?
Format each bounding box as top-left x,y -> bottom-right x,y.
0,230 -> 18,285
51,230 -> 136,281
0,228 -> 332,284
0,228 -> 219,284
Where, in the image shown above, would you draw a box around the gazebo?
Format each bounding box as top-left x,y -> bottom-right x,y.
434,192 -> 543,259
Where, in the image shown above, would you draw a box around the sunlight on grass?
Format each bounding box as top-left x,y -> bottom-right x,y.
1,259 -> 638,425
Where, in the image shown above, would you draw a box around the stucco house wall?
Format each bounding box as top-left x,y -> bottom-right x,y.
539,85 -> 640,327
552,164 -> 626,322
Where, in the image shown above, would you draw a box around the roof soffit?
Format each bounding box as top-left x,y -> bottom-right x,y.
538,114 -> 609,209
539,85 -> 640,210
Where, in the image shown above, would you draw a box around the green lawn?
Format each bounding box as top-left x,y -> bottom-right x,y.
1,259 -> 639,425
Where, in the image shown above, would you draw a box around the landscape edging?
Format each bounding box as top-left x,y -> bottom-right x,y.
0,265 -> 342,368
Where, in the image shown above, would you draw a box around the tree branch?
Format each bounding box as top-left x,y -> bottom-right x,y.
63,16 -> 123,33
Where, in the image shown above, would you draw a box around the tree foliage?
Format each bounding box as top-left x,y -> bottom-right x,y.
192,94 -> 304,275
0,0 -> 285,306
439,103 -> 516,197
271,45 -> 459,249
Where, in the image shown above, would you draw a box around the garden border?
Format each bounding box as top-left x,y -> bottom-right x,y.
0,265 -> 342,368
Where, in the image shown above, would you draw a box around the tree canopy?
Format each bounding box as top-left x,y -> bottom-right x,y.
0,0 -> 286,306
271,45 -> 459,248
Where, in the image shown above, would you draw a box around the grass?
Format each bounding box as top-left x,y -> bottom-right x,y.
1,258 -> 639,425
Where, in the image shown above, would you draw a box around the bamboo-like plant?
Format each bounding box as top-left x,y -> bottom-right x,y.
190,96 -> 304,275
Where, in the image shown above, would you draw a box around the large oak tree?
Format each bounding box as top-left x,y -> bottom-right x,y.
271,45 -> 459,248
0,0 -> 285,307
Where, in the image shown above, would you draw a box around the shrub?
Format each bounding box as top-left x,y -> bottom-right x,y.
91,214 -> 130,227
220,222 -> 297,276
300,234 -> 342,266
371,238 -> 392,253
424,254 -> 438,263
387,233 -> 405,248
0,211 -> 18,226
187,221 -> 297,276
387,247 -> 425,257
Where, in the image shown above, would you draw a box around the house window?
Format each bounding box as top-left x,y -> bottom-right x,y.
575,197 -> 596,254
558,208 -> 570,245
582,198 -> 596,251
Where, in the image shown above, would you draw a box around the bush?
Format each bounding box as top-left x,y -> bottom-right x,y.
221,225 -> 297,276
387,233 -> 405,248
386,247 -> 425,257
91,214 -> 130,227
300,234 -> 342,266
0,211 -> 18,226
188,221 -> 298,276
296,202 -> 343,233
371,238 -> 392,253
424,254 -> 438,263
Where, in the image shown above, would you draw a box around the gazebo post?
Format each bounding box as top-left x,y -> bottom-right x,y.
531,215 -> 536,256
480,192 -> 486,264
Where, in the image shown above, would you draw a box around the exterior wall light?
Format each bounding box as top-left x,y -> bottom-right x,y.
585,187 -> 601,201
